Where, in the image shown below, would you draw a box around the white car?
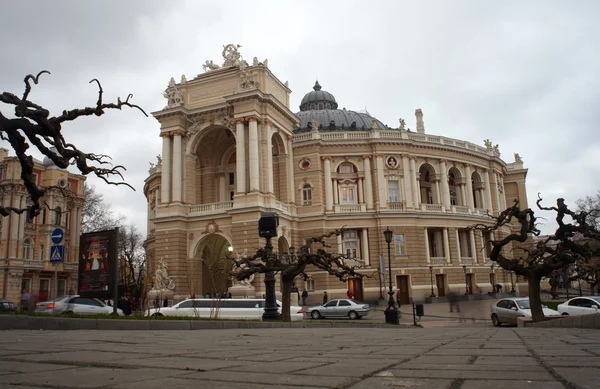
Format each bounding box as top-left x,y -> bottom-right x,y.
490,298 -> 559,326
35,295 -> 124,316
304,299 -> 370,320
557,297 -> 600,316
148,298 -> 304,321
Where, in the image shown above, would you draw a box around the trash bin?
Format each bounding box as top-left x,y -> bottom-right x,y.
384,309 -> 400,324
415,303 -> 424,317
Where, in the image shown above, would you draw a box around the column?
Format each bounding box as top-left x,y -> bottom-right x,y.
443,228 -> 451,264
363,156 -> 374,209
219,174 -> 226,202
484,169 -> 494,213
499,176 -> 507,209
10,194 -> 19,254
434,179 -> 441,204
357,178 -> 364,204
375,155 -> 387,209
399,176 -> 406,208
1,196 -> 9,241
70,206 -> 78,262
287,136 -> 295,203
248,119 -> 260,192
493,172 -> 501,212
424,228 -> 431,264
401,155 -> 413,208
464,164 -> 474,209
337,234 -> 343,255
439,160 -> 450,209
410,157 -> 419,207
361,229 -> 370,266
323,157 -> 333,212
160,133 -> 172,203
265,123 -> 274,194
172,131 -> 183,203
18,195 -> 26,240
455,229 -> 463,264
235,120 -> 246,194
333,179 -> 339,205
459,183 -> 466,206
469,229 -> 477,263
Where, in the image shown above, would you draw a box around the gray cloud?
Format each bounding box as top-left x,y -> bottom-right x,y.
1,0 -> 599,234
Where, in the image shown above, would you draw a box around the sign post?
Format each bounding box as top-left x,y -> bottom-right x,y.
50,228 -> 64,314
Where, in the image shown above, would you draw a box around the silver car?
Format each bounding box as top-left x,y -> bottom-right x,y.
305,299 -> 370,320
35,295 -> 124,316
490,297 -> 559,326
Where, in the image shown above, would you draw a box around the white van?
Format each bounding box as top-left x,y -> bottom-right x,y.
148,298 -> 304,321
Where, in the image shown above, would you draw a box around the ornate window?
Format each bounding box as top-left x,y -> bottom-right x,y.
302,184 -> 312,206
388,180 -> 400,202
343,230 -> 359,259
339,183 -> 356,204
395,234 -> 406,256
337,163 -> 355,174
23,238 -> 33,260
306,278 -> 315,291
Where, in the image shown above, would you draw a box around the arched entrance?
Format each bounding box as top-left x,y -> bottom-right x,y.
190,234 -> 233,298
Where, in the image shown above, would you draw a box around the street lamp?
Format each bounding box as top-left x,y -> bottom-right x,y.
429,265 -> 436,298
383,227 -> 398,324
463,264 -> 469,295
258,212 -> 280,321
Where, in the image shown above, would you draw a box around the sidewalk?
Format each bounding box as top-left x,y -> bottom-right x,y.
1,326 -> 599,388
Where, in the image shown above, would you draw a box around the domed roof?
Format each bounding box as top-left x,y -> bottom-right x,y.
294,81 -> 388,133
299,81 -> 338,111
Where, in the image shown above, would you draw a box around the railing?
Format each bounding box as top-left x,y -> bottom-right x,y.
335,204 -> 364,213
431,257 -> 446,265
294,130 -> 494,157
454,205 -> 470,214
388,202 -> 403,210
275,201 -> 290,214
461,257 -> 474,265
24,260 -> 43,269
189,201 -> 233,215
424,204 -> 443,212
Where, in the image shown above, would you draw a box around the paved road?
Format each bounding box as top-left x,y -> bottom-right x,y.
1,327 -> 599,388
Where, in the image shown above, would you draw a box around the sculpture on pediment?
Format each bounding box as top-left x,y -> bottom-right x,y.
514,153 -> 523,163
493,144 -> 499,153
156,154 -> 162,165
148,161 -> 155,172
203,60 -> 220,72
311,119 -> 318,132
239,60 -> 259,91
484,139 -> 493,149
168,77 -> 176,88
222,44 -> 243,67
371,119 -> 378,129
181,74 -> 187,84
253,57 -> 259,66
263,58 -> 268,67
398,118 -> 406,130
163,85 -> 184,108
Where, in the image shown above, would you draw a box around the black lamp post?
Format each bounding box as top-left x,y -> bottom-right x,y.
463,264 -> 469,295
429,265 -> 436,298
383,227 -> 398,324
258,212 -> 280,321
510,271 -> 515,293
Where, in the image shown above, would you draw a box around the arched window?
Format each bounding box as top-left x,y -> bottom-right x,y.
54,207 -> 61,225
41,208 -> 46,224
471,172 -> 482,209
23,238 -> 33,260
419,165 -> 435,204
449,172 -> 458,206
337,163 -> 355,174
302,184 -> 312,206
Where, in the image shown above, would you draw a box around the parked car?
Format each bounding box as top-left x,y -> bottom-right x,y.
557,297 -> 600,316
0,299 -> 16,312
304,299 -> 370,320
35,295 -> 124,316
490,298 -> 559,326
148,298 -> 304,321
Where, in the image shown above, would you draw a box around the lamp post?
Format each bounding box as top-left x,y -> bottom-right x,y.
429,265 -> 436,298
463,264 -> 469,295
490,263 -> 495,292
510,271 -> 515,293
258,212 -> 280,321
383,227 -> 398,324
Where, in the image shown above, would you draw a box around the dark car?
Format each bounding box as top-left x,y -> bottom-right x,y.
0,299 -> 16,312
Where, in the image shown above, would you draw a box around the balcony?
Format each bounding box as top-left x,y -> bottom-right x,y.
24,260 -> 43,270
431,257 -> 446,265
454,205 -> 470,214
189,201 -> 233,216
423,204 -> 443,212
388,202 -> 403,210
461,257 -> 474,265
334,204 -> 366,213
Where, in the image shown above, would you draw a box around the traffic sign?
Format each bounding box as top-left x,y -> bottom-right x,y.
51,228 -> 64,245
50,245 -> 64,263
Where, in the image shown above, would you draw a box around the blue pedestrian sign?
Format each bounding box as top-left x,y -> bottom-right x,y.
50,245 -> 64,263
51,228 -> 64,245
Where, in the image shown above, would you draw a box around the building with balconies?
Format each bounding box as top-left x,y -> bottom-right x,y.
144,45 -> 528,304
0,148 -> 85,307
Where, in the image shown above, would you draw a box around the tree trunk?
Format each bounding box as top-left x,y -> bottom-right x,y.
527,275 -> 545,322
280,278 -> 293,322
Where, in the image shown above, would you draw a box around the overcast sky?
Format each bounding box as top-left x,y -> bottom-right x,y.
1,0 -> 598,236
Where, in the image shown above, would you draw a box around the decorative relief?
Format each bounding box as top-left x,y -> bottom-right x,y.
299,159 -> 311,170
386,155 -> 399,169
203,221 -> 221,234
238,61 -> 259,91
163,77 -> 184,109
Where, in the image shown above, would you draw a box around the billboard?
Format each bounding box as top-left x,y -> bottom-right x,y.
78,229 -> 118,299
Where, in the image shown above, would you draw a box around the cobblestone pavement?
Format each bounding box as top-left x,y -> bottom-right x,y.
1,327 -> 599,388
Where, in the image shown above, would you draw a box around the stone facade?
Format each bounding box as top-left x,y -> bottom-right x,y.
144,45 -> 529,304
0,148 -> 85,308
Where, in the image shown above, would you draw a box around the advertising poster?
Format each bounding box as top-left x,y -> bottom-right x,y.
78,229 -> 117,298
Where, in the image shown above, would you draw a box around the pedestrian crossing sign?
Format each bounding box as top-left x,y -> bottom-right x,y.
50,245 -> 64,263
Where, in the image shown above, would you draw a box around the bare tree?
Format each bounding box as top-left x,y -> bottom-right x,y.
0,71 -> 146,218
231,229 -> 367,322
473,197 -> 600,322
118,224 -> 146,307
576,190 -> 600,230
81,183 -> 125,233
